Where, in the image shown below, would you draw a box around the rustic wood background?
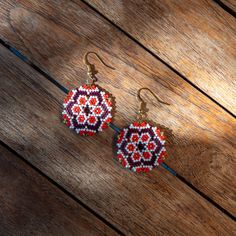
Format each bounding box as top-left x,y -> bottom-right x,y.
0,0 -> 235,235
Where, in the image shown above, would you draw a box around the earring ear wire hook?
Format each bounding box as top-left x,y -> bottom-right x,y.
137,87 -> 170,121
83,51 -> 115,84
137,87 -> 170,106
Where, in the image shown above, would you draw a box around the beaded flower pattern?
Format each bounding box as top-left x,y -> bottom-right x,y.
116,121 -> 167,172
62,84 -> 113,136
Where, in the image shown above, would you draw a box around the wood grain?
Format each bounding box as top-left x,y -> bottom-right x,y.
0,44 -> 236,235
85,0 -> 236,115
221,0 -> 236,11
0,0 -> 235,216
0,144 -> 118,236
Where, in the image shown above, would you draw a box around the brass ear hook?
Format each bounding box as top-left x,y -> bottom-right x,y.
83,51 -> 115,84
137,87 -> 170,121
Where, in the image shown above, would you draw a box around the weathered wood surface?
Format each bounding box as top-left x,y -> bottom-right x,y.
1,45 -> 236,235
0,144 -> 118,236
221,0 -> 236,11
0,0 -> 235,215
85,0 -> 236,115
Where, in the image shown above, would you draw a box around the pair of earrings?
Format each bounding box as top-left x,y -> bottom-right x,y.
62,52 -> 169,173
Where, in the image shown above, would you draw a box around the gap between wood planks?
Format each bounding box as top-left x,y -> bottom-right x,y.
213,0 -> 236,17
79,0 -> 236,119
0,140 -> 125,236
0,39 -> 235,222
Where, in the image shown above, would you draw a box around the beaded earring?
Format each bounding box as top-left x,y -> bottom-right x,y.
62,52 -> 115,136
116,88 -> 170,173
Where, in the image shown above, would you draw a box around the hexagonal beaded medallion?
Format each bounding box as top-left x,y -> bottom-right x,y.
116,121 -> 167,172
62,84 -> 113,136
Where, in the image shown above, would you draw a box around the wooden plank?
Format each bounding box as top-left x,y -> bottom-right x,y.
84,0 -> 236,115
221,0 -> 236,12
1,1 -> 236,214
0,0 -> 236,217
0,41 -> 236,236
0,144 -> 118,235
